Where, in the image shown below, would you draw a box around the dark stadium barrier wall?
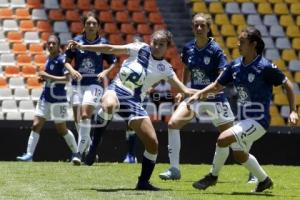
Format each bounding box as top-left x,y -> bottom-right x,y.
1,121 -> 299,165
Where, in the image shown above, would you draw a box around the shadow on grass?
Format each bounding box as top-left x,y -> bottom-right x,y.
88,187 -> 172,192
189,191 -> 298,198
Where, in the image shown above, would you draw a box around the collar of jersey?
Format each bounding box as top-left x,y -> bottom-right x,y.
82,34 -> 101,44
241,55 -> 261,68
194,37 -> 212,51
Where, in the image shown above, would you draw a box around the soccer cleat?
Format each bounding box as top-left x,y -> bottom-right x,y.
71,152 -> 81,166
247,173 -> 258,184
159,167 -> 181,180
252,177 -> 273,192
135,179 -> 160,191
192,173 -> 218,190
16,153 -> 33,162
123,154 -> 137,164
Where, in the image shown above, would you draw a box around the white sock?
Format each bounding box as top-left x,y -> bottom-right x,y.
77,119 -> 91,154
26,131 -> 40,155
168,128 -> 180,169
210,145 -> 229,176
242,154 -> 268,182
63,130 -> 77,153
144,150 -> 157,162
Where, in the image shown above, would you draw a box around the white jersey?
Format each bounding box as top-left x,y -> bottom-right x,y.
114,42 -> 175,101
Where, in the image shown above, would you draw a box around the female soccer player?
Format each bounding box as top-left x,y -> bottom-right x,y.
68,30 -> 196,190
17,34 -> 77,161
159,13 -> 235,180
188,26 -> 299,192
64,11 -> 116,165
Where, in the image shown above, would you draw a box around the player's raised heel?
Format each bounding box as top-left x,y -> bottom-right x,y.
159,167 -> 181,180
192,173 -> 218,190
16,153 -> 33,162
71,153 -> 81,166
252,177 -> 273,192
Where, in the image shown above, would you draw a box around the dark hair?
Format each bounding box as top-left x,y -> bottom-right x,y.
242,26 -> 265,55
48,33 -> 61,46
192,13 -> 213,37
82,11 -> 100,26
151,29 -> 173,46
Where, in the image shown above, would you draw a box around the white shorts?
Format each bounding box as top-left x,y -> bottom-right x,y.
229,119 -> 266,152
35,100 -> 69,123
186,100 -> 235,127
71,84 -> 103,107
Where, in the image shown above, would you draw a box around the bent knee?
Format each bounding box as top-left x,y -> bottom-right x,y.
146,138 -> 159,154
168,119 -> 183,129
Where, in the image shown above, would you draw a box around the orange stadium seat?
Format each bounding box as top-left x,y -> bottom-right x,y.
0,8 -> 13,19
17,55 -> 32,66
137,24 -> 152,35
104,23 -> 119,34
148,12 -> 164,24
170,57 -> 183,70
27,0 -> 42,9
60,0 -> 75,10
192,2 -> 207,13
0,77 -> 7,88
65,10 -> 81,22
15,8 -> 31,20
125,34 -> 135,43
111,0 -> 126,11
120,23 -> 136,34
142,35 -> 151,44
153,23 -> 167,31
70,22 -> 83,34
12,43 -> 27,54
5,66 -> 20,77
77,0 -> 91,10
132,11 -> 147,24
109,34 -> 125,45
99,11 -> 114,23
115,11 -> 131,23
208,2 -> 224,14
94,0 -> 110,11
40,32 -> 51,42
144,0 -> 158,12
48,9 -> 64,21
34,54 -> 47,68
21,65 -> 37,78
28,44 -> 44,55
36,21 -> 52,32
19,20 -> 36,32
127,0 -> 142,12
7,31 -> 23,43
27,77 -> 42,89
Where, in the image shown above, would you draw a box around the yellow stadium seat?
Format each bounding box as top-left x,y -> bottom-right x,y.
292,38 -> 300,50
270,116 -> 285,126
270,104 -> 280,115
286,0 -> 299,3
274,94 -> 289,105
192,2 -> 207,13
208,2 -> 224,14
297,16 -> 300,26
286,26 -> 300,38
221,24 -> 236,36
273,86 -> 283,95
296,94 -> 300,105
291,3 -> 300,15
273,59 -> 286,71
237,25 -> 247,34
283,70 -> 294,81
211,24 -> 220,36
282,49 -> 298,61
231,14 -> 246,26
223,48 -> 232,60
231,48 -> 240,59
252,0 -> 267,3
268,0 -> 284,3
214,36 -> 225,49
226,36 -> 238,49
274,3 -> 289,14
257,3 -> 273,14
215,14 -> 230,25
279,15 -> 295,27
294,72 -> 300,83
235,0 -> 249,2
220,0 -> 234,2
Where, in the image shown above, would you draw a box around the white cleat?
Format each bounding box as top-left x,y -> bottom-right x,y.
159,167 -> 181,180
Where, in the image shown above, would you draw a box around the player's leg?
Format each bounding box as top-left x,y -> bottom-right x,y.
54,122 -> 77,155
159,101 -> 194,180
123,127 -> 137,163
130,117 -> 159,191
16,116 -> 45,161
84,90 -> 119,166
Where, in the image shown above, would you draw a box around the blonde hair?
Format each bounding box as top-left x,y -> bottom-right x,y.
151,29 -> 173,46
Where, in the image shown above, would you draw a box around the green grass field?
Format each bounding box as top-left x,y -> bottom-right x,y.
0,162 -> 299,200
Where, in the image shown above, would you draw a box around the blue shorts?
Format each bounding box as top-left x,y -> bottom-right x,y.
108,83 -> 148,123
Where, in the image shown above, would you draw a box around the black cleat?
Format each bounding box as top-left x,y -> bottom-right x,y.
252,177 -> 273,192
135,180 -> 160,191
192,173 -> 218,190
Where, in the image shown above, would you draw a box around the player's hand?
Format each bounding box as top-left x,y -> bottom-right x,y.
67,40 -> 81,51
175,93 -> 184,103
70,69 -> 82,81
288,110 -> 299,126
97,70 -> 109,82
38,71 -> 49,81
186,92 -> 201,109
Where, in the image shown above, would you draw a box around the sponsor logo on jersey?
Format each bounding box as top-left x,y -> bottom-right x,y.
204,56 -> 211,65
50,64 -> 54,70
157,63 -> 165,71
248,73 -> 255,83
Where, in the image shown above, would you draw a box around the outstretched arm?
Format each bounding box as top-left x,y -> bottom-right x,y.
283,79 -> 299,125
168,74 -> 197,96
68,40 -> 129,55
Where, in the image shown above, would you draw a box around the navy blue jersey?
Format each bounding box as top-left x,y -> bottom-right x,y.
218,55 -> 287,129
65,34 -> 116,86
40,54 -> 67,103
182,38 -> 227,101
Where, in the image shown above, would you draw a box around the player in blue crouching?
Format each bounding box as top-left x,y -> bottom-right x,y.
68,30 -> 196,190
17,34 -> 77,161
188,26 -> 299,192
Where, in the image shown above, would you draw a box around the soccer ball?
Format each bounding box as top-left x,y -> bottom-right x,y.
119,62 -> 146,90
